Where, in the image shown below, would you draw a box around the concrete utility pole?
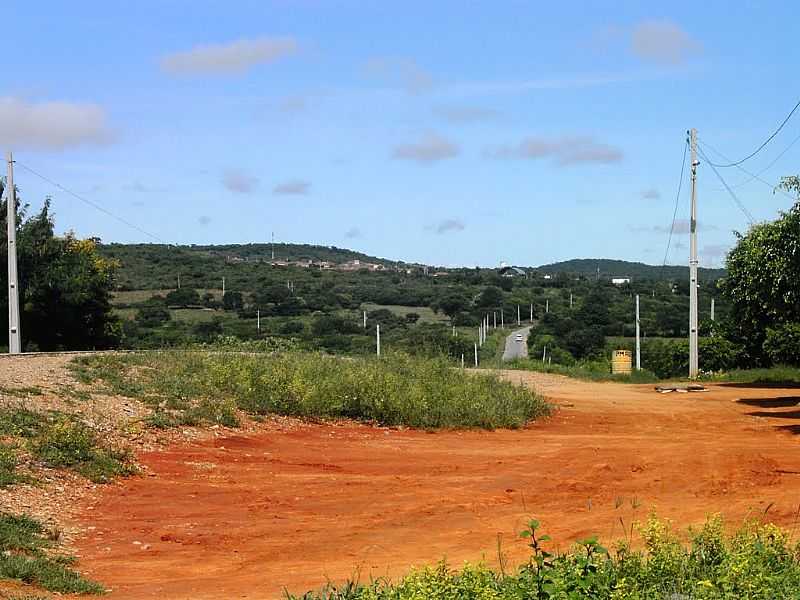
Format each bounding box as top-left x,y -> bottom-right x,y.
493,312 -> 496,329
530,303 -> 533,322
452,325 -> 456,337
271,232 -> 275,261
461,353 -> 464,369
177,274 -> 181,289
710,298 -> 715,321
689,128 -> 699,379
477,326 -> 482,347
517,305 -> 520,326
376,324 -> 381,357
474,343 -> 478,367
635,294 -> 641,371
501,311 -> 504,328
257,309 -> 261,332
222,277 -> 225,297
6,152 -> 21,354
542,345 -> 547,363
570,293 -> 573,308
546,299 -> 549,314
363,311 -> 367,328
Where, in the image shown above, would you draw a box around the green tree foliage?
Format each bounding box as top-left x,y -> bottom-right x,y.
0,184 -> 119,351
763,322 -> 800,365
722,182 -> 800,364
165,287 -> 200,307
222,290 -> 243,311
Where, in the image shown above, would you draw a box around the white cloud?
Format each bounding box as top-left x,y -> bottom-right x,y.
198,215 -> 212,226
431,218 -> 465,234
392,134 -> 459,164
641,189 -> 661,200
344,227 -> 362,239
160,37 -> 298,76
273,180 -> 310,195
486,136 -> 622,166
631,20 -> 701,65
363,57 -> 433,94
223,169 -> 259,194
0,97 -> 113,150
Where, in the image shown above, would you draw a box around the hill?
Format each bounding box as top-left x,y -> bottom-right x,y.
536,258 -> 726,281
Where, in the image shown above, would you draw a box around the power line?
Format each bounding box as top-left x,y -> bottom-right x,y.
703,98 -> 800,168
15,161 -> 168,244
698,138 -> 797,201
725,129 -> 800,190
660,137 -> 689,275
696,145 -> 755,225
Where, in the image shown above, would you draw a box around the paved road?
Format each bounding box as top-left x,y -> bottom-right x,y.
502,326 -> 532,361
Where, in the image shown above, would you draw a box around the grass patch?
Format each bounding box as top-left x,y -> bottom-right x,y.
0,444 -> 27,488
0,386 -> 44,399
288,515 -> 800,599
708,365 -> 800,386
73,350 -> 549,429
0,512 -> 103,594
505,358 -> 660,384
0,407 -> 134,485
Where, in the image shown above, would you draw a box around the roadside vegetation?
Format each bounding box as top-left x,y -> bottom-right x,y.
72,350 -> 549,430
289,515 -> 800,599
0,406 -> 134,484
0,512 -> 103,594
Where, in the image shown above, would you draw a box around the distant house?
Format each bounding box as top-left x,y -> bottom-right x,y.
543,274 -> 552,280
611,277 -> 632,285
498,266 -> 527,278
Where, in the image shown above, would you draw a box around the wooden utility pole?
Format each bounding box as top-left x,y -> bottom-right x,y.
689,128 -> 699,378
6,152 -> 21,354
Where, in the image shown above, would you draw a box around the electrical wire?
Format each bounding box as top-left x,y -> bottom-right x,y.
698,139 -> 797,201
725,129 -> 800,190
660,138 -> 689,277
703,98 -> 800,168
696,145 -> 756,225
15,161 -> 168,244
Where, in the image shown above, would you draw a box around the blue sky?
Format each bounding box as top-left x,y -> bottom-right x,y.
3,1 -> 799,267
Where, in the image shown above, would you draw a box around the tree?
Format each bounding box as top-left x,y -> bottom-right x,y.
721,181 -> 800,364
477,286 -> 504,308
165,287 -> 201,307
0,184 -> 120,350
222,290 -> 243,311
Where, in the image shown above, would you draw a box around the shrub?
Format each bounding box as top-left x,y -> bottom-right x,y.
764,322 -> 800,366
74,351 -> 550,430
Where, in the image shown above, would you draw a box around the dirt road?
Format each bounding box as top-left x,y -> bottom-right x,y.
73,372 -> 800,599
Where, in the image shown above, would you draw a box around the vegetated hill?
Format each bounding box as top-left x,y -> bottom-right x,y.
536,258 -> 726,281
98,243 -> 403,289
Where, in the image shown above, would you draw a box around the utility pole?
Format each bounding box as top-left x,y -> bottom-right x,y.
570,293 -> 573,308
517,305 -> 520,326
474,343 -> 478,367
546,299 -> 549,314
493,312 -> 496,329
376,324 -> 381,357
363,310 -> 367,329
689,128 -> 699,379
710,298 -> 715,321
530,303 -> 533,322
501,310 -> 504,328
477,325 -> 482,347
271,232 -> 275,261
635,294 -> 641,371
461,353 -> 465,369
257,309 -> 261,332
6,152 -> 21,354
177,274 -> 181,289
222,277 -> 226,297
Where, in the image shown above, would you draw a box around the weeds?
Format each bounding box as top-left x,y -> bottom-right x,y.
0,512 -> 103,594
0,407 -> 134,484
0,386 -> 44,399
73,350 -> 550,429
506,358 -> 660,384
0,444 -> 25,488
287,516 -> 800,599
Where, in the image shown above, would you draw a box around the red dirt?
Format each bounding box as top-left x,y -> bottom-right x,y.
73,372 -> 800,599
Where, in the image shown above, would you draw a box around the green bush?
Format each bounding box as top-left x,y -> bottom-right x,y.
288,516 -> 800,599
764,322 -> 800,366
0,444 -> 21,488
75,351 -> 550,430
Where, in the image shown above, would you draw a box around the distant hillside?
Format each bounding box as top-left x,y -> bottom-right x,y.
98,243 -> 403,290
536,258 -> 726,281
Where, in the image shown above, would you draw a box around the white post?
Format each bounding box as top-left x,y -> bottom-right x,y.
257,309 -> 261,332
478,326 -> 482,347
530,303 -> 533,322
376,324 -> 381,357
222,277 -> 225,297
474,343 -> 478,367
363,310 -> 367,329
542,345 -> 547,363
493,312 -> 496,329
570,293 -> 573,308
546,299 -> 549,313
452,325 -> 456,337
177,274 -> 181,289
461,353 -> 464,369
635,294 -> 641,371
710,298 -> 715,321
6,152 -> 21,354
501,311 -> 504,329
517,305 -> 520,326
689,128 -> 699,379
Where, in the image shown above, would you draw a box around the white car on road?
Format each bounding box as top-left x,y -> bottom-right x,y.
515,334 -> 524,342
